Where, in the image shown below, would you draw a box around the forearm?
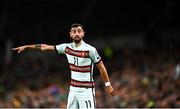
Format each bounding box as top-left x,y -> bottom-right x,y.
24,44 -> 41,50
97,61 -> 111,84
97,60 -> 115,97
96,61 -> 114,96
24,44 -> 38,49
99,65 -> 110,82
12,43 -> 54,54
25,44 -> 54,51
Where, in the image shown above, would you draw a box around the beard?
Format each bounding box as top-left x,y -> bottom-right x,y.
73,36 -> 82,44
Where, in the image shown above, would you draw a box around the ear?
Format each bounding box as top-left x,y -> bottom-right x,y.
82,31 -> 85,37
69,32 -> 72,38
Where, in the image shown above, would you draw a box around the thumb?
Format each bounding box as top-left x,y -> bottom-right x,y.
18,50 -> 21,54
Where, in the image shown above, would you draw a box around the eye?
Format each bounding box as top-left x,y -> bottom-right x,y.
78,29 -> 82,33
72,30 -> 76,34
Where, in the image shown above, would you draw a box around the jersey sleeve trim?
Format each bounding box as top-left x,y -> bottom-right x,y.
95,58 -> 102,64
54,45 -> 59,54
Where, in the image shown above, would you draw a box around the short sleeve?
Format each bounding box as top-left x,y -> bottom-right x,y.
54,43 -> 67,54
89,47 -> 101,64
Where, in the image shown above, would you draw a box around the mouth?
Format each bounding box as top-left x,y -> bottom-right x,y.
73,36 -> 81,43
75,36 -> 80,39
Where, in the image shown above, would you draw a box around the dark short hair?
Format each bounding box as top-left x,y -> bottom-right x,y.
71,23 -> 84,31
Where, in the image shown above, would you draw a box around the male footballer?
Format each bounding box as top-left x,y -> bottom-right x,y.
12,23 -> 114,109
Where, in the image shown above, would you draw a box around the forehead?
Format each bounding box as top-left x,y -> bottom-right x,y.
71,26 -> 83,31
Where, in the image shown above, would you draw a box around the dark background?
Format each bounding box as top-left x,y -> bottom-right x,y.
0,0 -> 179,45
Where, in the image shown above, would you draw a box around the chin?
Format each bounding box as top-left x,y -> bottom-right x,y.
74,39 -> 81,44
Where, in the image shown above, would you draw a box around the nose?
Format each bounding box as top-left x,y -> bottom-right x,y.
75,32 -> 80,36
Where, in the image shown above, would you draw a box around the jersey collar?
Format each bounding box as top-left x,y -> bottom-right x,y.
72,40 -> 84,48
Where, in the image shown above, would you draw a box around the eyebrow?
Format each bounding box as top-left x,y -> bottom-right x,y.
71,28 -> 82,31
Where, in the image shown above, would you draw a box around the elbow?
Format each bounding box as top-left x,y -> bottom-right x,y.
41,44 -> 47,51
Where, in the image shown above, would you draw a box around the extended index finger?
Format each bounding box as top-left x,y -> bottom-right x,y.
12,48 -> 18,50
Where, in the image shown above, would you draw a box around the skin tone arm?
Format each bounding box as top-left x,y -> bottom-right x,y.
12,44 -> 54,54
96,60 -> 115,97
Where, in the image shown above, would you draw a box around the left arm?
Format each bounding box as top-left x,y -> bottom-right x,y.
96,60 -> 115,97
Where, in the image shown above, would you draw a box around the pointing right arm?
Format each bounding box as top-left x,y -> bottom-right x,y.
12,44 -> 55,54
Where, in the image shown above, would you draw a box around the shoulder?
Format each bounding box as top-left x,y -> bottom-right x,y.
83,42 -> 96,51
55,43 -> 72,51
56,43 -> 72,47
55,43 -> 73,54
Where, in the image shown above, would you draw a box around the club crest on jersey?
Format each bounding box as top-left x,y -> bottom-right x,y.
81,52 -> 89,57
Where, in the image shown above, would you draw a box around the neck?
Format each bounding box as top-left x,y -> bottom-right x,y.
74,40 -> 83,47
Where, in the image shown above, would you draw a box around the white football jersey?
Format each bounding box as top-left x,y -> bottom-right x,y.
55,41 -> 101,83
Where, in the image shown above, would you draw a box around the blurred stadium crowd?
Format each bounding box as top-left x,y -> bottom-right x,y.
0,44 -> 179,108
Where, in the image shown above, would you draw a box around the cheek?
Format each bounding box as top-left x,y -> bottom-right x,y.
70,35 -> 73,39
80,33 -> 84,37
70,33 -> 74,38
82,33 -> 85,37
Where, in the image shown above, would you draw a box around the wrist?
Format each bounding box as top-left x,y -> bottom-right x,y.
24,45 -> 28,49
105,81 -> 111,87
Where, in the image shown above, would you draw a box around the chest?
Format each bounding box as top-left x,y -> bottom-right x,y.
65,47 -> 92,65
